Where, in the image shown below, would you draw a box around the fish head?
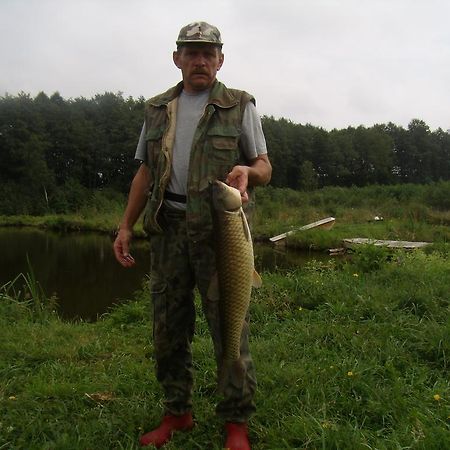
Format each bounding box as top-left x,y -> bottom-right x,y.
212,180 -> 242,211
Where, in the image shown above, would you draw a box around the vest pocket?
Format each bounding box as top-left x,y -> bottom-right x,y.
211,136 -> 237,150
145,126 -> 165,166
207,126 -> 239,165
143,196 -> 163,235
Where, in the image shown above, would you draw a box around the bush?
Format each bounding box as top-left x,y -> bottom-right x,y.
424,181 -> 450,210
346,244 -> 391,273
49,178 -> 90,213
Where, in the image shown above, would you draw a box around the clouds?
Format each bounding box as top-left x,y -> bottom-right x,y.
1,0 -> 449,130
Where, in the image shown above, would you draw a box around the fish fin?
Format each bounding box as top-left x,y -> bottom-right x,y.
218,359 -> 246,393
240,208 -> 252,241
252,269 -> 263,288
207,273 -> 220,301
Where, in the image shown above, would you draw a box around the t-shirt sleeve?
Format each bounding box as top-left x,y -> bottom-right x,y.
134,121 -> 147,163
239,102 -> 268,160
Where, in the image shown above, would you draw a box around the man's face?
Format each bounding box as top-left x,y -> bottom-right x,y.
173,43 -> 224,93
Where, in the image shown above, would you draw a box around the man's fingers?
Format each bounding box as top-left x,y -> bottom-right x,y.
123,254 -> 135,263
114,233 -> 135,267
118,251 -> 135,267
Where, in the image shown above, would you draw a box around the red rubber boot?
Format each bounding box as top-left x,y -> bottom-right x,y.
224,422 -> 251,450
139,413 -> 194,448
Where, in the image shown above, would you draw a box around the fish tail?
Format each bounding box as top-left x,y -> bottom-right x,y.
218,358 -> 246,393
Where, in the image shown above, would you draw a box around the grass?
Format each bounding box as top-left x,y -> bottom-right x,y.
1,247 -> 449,449
1,182 -> 449,448
1,182 -> 449,249
252,182 -> 450,251
0,212 -> 140,237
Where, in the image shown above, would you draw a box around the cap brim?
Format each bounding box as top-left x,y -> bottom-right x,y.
176,40 -> 223,46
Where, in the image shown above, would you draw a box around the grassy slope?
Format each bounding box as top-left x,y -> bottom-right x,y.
1,249 -> 449,449
2,182 -> 450,249
252,183 -> 450,249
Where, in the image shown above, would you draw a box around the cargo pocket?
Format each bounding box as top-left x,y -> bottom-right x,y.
150,274 -> 168,341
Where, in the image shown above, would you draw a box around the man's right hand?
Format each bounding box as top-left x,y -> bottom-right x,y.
113,229 -> 136,267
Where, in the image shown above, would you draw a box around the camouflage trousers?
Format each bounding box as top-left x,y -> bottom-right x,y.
148,205 -> 257,422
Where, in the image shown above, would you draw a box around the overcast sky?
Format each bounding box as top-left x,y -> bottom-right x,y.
1,0 -> 449,131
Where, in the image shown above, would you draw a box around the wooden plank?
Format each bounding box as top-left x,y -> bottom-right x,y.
342,238 -> 431,250
329,247 -> 346,255
269,217 -> 335,243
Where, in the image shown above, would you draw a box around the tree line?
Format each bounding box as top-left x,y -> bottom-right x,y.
263,117 -> 450,190
0,91 -> 449,215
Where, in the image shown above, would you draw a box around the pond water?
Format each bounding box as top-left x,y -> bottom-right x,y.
0,227 -> 328,321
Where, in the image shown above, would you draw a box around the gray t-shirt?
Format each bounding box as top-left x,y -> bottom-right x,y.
167,89 -> 210,199
135,89 -> 267,208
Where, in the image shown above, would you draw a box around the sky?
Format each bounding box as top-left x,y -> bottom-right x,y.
1,0 -> 449,131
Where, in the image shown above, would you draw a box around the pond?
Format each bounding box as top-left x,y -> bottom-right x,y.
0,227 -> 328,321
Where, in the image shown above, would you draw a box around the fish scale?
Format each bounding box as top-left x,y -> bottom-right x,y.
216,209 -> 255,361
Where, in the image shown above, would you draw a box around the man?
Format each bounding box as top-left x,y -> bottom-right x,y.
113,21 -> 271,449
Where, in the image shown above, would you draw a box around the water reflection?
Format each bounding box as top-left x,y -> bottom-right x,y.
0,227 -> 150,321
255,242 -> 329,272
0,228 -> 329,321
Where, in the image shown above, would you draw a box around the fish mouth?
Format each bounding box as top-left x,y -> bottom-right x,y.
212,180 -> 242,211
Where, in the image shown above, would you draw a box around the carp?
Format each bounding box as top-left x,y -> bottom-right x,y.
208,180 -> 262,390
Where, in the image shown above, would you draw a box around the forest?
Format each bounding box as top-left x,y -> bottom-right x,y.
0,91 -> 449,215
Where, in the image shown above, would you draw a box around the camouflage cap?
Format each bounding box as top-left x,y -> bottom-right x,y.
176,21 -> 223,46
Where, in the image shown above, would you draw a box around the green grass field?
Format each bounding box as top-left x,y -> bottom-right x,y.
1,245 -> 449,449
2,182 -> 449,252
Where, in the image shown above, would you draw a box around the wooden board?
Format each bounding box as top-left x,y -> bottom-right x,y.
342,238 -> 431,250
269,217 -> 336,243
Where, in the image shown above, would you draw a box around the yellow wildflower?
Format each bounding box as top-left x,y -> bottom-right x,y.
433,394 -> 441,401
347,371 -> 354,377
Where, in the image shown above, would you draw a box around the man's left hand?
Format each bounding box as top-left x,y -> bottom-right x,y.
226,165 -> 249,203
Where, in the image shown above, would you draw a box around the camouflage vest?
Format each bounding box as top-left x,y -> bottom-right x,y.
142,80 -> 254,242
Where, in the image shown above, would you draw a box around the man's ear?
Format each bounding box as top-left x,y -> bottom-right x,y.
173,50 -> 181,69
217,53 -> 224,71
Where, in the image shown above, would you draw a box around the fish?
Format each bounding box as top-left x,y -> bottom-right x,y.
208,180 -> 262,390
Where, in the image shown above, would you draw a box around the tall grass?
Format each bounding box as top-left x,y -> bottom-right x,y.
0,257 -> 58,322
253,182 -> 450,249
254,181 -> 450,221
1,182 -> 449,247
